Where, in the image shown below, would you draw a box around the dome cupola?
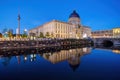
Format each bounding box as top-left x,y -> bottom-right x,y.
69,10 -> 80,19
68,10 -> 80,25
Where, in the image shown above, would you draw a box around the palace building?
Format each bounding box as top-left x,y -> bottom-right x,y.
28,10 -> 91,39
113,28 -> 120,38
91,30 -> 113,38
91,27 -> 120,38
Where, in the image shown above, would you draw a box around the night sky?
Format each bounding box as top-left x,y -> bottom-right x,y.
0,0 -> 120,33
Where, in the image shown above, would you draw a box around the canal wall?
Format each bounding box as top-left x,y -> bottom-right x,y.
0,38 -> 92,50
0,44 -> 91,56
92,38 -> 120,46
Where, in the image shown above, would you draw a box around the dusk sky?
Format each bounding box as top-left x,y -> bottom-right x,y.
0,0 -> 120,33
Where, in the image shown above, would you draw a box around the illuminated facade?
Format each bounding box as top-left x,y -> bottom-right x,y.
29,10 -> 91,39
82,26 -> 91,38
92,30 -> 113,38
42,47 -> 91,64
92,27 -> 120,38
113,28 -> 120,38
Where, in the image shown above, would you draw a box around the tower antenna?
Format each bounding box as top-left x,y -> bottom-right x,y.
17,9 -> 21,38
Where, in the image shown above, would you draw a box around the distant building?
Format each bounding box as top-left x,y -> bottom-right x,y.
92,30 -> 113,38
82,26 -> 91,38
92,27 -> 120,38
28,10 -> 91,39
8,29 -> 13,34
113,28 -> 120,38
2,28 -> 13,38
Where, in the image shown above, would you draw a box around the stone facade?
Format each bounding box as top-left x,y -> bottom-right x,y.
29,10 -> 91,39
113,28 -> 120,38
92,27 -> 120,38
92,30 -> 113,38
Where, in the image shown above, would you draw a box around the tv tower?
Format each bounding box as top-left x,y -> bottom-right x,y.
17,13 -> 21,37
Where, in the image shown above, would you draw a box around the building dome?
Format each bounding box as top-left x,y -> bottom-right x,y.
69,63 -> 80,71
68,10 -> 80,25
69,10 -> 80,19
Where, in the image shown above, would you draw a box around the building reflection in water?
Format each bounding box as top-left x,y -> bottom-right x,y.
16,53 -> 37,64
23,54 -> 28,62
112,50 -> 120,54
1,47 -> 120,72
0,47 -> 91,71
30,54 -> 36,62
16,56 -> 21,64
23,54 -> 37,62
42,47 -> 91,71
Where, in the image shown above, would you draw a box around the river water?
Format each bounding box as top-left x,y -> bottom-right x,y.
0,46 -> 120,80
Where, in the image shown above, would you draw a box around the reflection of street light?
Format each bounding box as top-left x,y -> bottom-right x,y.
24,56 -> 27,61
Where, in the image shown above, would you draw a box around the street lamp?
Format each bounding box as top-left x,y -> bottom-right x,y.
24,29 -> 27,32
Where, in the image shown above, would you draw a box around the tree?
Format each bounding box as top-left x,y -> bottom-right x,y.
50,32 -> 54,38
39,32 -> 44,38
21,30 -> 28,38
45,32 -> 50,38
22,34 -> 27,38
8,32 -> 13,38
0,33 -> 2,38
22,32 -> 28,38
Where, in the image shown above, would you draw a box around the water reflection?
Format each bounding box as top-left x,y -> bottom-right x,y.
94,44 -> 120,50
0,45 -> 120,67
1,46 -> 120,80
16,56 -> 21,64
112,50 -> 120,54
1,56 -> 12,66
42,48 -> 91,63
0,47 -> 91,68
42,47 -> 91,71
